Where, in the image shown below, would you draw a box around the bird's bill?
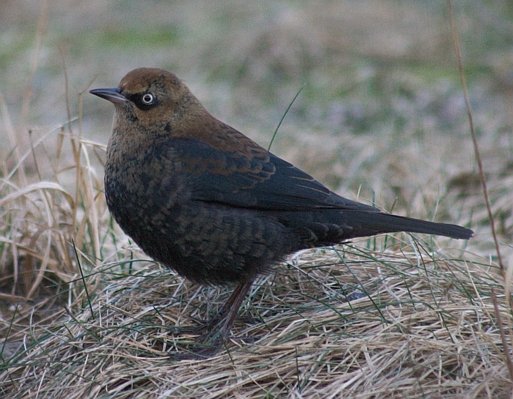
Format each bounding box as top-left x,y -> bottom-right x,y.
89,87 -> 127,104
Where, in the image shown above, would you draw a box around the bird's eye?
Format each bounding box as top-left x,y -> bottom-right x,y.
141,93 -> 155,105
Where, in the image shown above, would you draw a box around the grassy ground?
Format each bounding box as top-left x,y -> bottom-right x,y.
1,1 -> 512,397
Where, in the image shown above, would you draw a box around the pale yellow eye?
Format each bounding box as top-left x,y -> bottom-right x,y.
142,93 -> 155,105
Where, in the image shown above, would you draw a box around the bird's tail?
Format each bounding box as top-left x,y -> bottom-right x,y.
343,210 -> 473,240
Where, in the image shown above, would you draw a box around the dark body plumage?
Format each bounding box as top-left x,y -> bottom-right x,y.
90,68 -> 472,356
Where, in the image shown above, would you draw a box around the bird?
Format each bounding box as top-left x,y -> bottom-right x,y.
90,68 -> 473,357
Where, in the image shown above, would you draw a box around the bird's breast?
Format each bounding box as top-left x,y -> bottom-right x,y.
104,139 -> 190,234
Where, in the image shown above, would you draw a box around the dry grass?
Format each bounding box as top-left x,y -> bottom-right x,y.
0,236 -> 508,397
1,1 -> 512,398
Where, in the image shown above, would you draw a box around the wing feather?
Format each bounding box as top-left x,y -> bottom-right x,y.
166,136 -> 378,212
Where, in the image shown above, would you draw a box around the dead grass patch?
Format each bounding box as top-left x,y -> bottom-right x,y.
0,242 -> 508,398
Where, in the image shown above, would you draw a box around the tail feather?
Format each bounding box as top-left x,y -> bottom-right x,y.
345,211 -> 473,240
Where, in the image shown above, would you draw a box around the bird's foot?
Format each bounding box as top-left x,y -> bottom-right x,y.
168,318 -> 210,335
167,341 -> 223,360
168,309 -> 231,335
168,321 -> 230,360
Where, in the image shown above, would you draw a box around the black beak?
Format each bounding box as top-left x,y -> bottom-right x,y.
89,87 -> 127,104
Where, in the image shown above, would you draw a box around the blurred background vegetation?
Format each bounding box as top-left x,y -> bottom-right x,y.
1,0 -> 512,290
2,0 -> 512,253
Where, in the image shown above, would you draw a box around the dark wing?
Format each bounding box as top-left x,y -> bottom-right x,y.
168,137 -> 378,212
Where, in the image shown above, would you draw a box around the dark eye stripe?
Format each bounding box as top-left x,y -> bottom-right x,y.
128,93 -> 159,111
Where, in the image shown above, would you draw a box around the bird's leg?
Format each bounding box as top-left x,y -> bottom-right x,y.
206,279 -> 254,337
169,280 -> 253,359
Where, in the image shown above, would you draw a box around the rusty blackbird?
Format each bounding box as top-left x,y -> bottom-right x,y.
90,68 -> 473,357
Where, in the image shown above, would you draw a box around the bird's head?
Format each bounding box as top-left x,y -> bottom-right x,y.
90,68 -> 204,132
